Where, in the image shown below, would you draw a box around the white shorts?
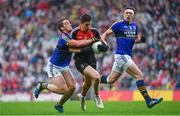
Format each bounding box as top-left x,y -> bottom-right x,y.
112,54 -> 133,73
46,62 -> 71,78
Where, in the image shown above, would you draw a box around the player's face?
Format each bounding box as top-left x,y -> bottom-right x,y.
81,21 -> 91,32
62,20 -> 72,33
123,9 -> 134,23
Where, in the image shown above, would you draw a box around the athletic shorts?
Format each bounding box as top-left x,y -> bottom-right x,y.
75,58 -> 96,74
112,54 -> 133,73
46,61 -> 71,78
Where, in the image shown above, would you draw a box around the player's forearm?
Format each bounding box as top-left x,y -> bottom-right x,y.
101,29 -> 113,42
101,33 -> 108,42
68,47 -> 81,53
68,46 -> 92,53
68,39 -> 92,47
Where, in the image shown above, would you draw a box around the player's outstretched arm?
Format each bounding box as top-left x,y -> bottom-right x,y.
68,46 -> 92,53
101,28 -> 113,44
67,38 -> 98,48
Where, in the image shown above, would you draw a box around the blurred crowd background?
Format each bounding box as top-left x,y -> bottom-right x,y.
0,0 -> 179,94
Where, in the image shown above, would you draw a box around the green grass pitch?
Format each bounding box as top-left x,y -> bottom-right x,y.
0,101 -> 180,115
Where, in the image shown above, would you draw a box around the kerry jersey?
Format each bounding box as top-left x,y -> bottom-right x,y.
50,33 -> 72,67
111,20 -> 138,56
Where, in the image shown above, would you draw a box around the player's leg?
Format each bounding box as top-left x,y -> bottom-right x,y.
34,62 -> 70,98
93,78 -> 100,96
75,60 -> 94,111
48,77 -> 68,94
83,66 -> 101,97
86,63 -> 104,109
101,71 -> 122,84
58,69 -> 76,106
78,75 -> 92,111
47,76 -> 69,113
79,67 -> 104,110
93,77 -> 104,109
76,61 -> 98,96
54,68 -> 76,113
101,57 -> 123,84
126,59 -> 163,108
34,75 -> 68,98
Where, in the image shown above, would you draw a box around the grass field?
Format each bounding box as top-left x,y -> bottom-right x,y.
0,101 -> 180,115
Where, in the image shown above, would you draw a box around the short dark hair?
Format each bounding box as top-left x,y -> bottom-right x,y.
123,6 -> 135,12
57,18 -> 66,32
80,14 -> 91,23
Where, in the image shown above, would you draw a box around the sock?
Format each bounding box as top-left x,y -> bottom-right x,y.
136,80 -> 151,103
101,75 -> 109,84
57,102 -> 63,106
81,93 -> 86,97
80,93 -> 86,101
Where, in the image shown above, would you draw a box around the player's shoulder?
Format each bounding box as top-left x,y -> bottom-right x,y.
111,20 -> 123,27
113,20 -> 123,24
70,26 -> 80,37
90,27 -> 99,33
71,26 -> 80,33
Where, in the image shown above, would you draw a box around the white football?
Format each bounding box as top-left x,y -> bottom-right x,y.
92,41 -> 102,54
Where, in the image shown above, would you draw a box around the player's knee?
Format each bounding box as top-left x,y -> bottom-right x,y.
61,85 -> 69,93
68,85 -> 76,92
92,72 -> 100,80
95,78 -> 100,82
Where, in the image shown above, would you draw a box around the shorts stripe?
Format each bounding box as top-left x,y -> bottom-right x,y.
112,54 -> 133,73
47,61 -> 70,78
120,55 -> 127,71
50,63 -> 55,77
121,55 -> 128,62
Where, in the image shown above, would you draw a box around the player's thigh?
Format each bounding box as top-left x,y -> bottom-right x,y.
48,75 -> 68,91
126,62 -> 143,80
83,65 -> 100,80
62,69 -> 76,88
75,59 -> 88,74
46,62 -> 68,90
110,59 -> 123,82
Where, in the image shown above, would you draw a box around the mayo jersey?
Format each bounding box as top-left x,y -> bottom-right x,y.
50,33 -> 72,67
111,20 -> 138,56
71,26 -> 100,60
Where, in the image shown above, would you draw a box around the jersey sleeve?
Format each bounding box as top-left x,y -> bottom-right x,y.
111,22 -> 120,33
70,28 -> 79,40
58,37 -> 67,47
91,28 -> 101,39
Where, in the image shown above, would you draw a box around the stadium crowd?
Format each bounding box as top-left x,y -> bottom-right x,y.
0,0 -> 179,93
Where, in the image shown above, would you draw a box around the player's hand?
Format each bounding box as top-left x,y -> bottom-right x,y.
91,37 -> 99,43
80,46 -> 93,53
141,36 -> 146,43
97,42 -> 109,52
